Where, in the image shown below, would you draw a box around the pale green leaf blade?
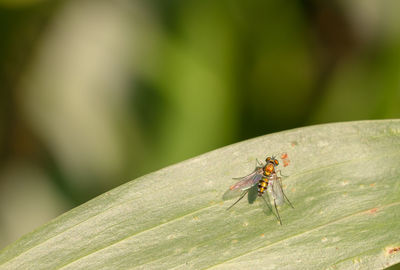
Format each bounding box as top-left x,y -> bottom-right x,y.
1,120 -> 400,269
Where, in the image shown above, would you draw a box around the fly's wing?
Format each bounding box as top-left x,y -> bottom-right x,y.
268,177 -> 285,206
223,167 -> 263,200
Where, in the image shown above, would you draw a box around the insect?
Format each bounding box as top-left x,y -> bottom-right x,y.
224,156 -> 294,225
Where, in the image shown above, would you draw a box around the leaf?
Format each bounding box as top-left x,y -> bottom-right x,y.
1,120 -> 400,269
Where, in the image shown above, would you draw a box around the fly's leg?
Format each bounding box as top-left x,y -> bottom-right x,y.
273,198 -> 282,225
227,190 -> 248,210
278,177 -> 294,209
261,195 -> 273,213
261,195 -> 281,225
276,169 -> 288,178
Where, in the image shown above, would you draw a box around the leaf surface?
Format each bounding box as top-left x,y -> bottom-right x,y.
1,120 -> 400,269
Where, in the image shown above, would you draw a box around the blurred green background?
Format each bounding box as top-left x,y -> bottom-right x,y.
1,0 -> 400,248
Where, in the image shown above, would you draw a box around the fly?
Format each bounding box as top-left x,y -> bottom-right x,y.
223,156 -> 294,225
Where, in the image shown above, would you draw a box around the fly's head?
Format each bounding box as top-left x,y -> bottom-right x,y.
264,156 -> 279,176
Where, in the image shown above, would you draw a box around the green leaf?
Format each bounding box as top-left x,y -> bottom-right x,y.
1,120 -> 400,269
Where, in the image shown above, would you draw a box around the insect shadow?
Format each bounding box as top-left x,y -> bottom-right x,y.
247,185 -> 258,204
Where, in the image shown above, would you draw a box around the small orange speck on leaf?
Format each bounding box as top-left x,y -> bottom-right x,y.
386,247 -> 400,255
369,208 -> 378,214
283,160 -> 290,167
281,152 -> 290,167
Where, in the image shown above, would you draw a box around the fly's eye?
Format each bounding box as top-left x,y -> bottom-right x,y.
274,160 -> 279,165
266,157 -> 271,162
